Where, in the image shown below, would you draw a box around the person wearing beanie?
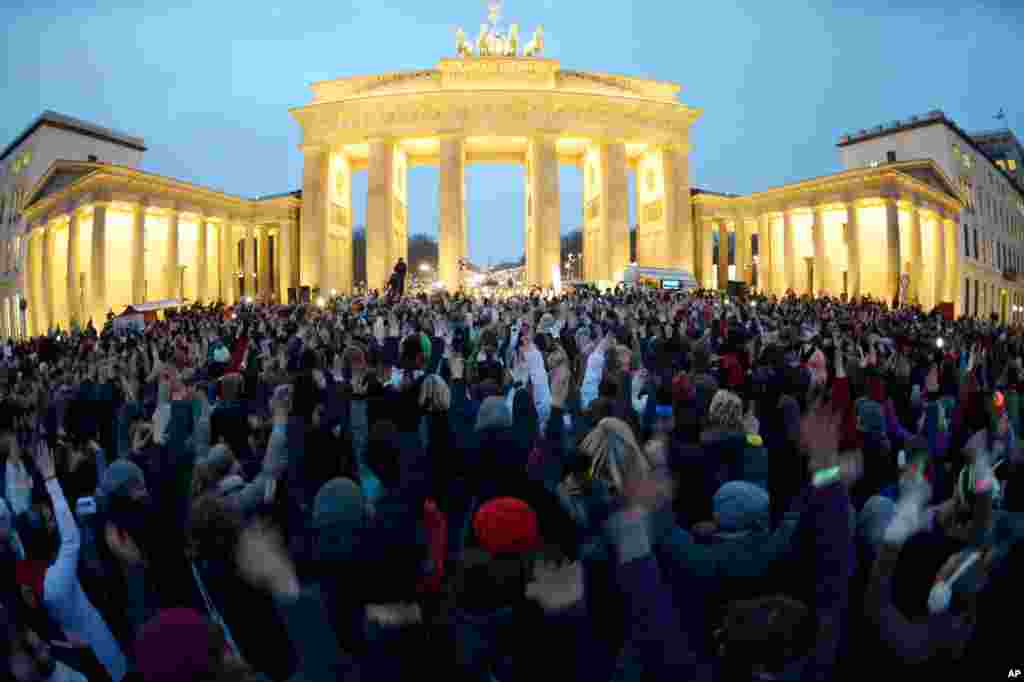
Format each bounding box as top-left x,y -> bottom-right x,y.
455,496 -> 591,682
308,478 -> 374,659
472,497 -> 541,556
475,396 -> 513,433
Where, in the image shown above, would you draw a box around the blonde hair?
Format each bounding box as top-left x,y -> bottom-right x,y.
580,417 -> 648,491
420,374 -> 451,412
707,389 -> 744,432
191,444 -> 237,499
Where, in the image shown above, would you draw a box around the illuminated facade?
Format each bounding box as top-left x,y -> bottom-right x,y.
18,161 -> 299,336
839,111 -> 1024,322
691,161 -> 962,312
290,54 -> 701,293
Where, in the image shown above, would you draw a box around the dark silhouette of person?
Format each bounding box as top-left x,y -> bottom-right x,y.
392,258 -> 408,297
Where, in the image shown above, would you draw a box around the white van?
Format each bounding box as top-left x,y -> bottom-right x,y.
622,265 -> 698,291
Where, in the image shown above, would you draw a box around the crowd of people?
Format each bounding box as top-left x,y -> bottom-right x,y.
0,283 -> 1020,681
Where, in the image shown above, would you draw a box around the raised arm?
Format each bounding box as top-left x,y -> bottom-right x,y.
37,443 -> 81,604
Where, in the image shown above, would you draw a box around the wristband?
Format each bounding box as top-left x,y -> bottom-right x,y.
812,465 -> 841,488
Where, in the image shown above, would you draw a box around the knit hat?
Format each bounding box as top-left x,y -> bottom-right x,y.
313,478 -> 364,561
476,396 -> 513,432
858,495 -> 896,549
707,389 -> 744,431
472,497 -> 541,556
855,397 -> 885,435
134,609 -> 215,682
672,372 -> 694,404
100,460 -> 147,500
713,481 -> 770,533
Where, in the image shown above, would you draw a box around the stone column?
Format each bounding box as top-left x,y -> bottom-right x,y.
717,220 -> 729,290
167,210 -> 180,300
734,216 -> 750,285
665,145 -> 693,272
527,134 -> 560,288
884,197 -> 901,303
278,220 -> 294,302
758,214 -> 771,293
845,201 -> 861,298
812,207 -> 826,296
300,147 -> 329,293
259,228 -> 271,300
329,152 -> 354,295
197,219 -> 208,303
908,204 -> 923,305
41,225 -> 54,330
935,215 -> 948,306
606,142 -> 629,283
219,221 -> 231,304
439,135 -> 465,291
92,204 -> 107,321
131,204 -> 145,303
67,210 -> 80,325
366,139 -> 397,292
26,232 -> 37,336
783,210 -> 795,293
583,141 -> 628,284
246,224 -> 256,300
699,219 -> 714,289
947,219 -> 959,309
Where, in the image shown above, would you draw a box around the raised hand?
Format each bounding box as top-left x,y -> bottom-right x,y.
550,365 -> 570,408
34,440 -> 56,480
883,479 -> 931,546
235,522 -> 299,598
271,384 -> 293,421
526,559 -> 584,613
799,397 -> 841,473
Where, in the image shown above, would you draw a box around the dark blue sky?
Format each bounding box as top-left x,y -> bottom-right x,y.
2,0 -> 1021,266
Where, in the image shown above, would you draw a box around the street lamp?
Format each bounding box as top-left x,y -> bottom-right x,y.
420,263 -> 432,272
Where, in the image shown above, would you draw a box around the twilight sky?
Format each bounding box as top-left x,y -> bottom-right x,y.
2,0 -> 1021,266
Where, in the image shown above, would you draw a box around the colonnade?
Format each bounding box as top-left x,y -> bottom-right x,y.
300,136 -> 692,293
23,199 -> 297,335
694,194 -> 959,309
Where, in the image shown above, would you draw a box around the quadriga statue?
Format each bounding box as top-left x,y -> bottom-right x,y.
523,25 -> 544,56
455,27 -> 473,57
506,24 -> 519,55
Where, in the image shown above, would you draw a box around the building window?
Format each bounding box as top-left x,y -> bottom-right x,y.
964,225 -> 970,257
974,229 -> 979,261
965,278 -> 971,316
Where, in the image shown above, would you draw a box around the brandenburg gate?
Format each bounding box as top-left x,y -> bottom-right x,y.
290,22 -> 702,293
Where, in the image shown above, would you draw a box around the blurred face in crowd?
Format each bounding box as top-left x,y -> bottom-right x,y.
546,344 -> 568,371
617,345 -> 632,373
